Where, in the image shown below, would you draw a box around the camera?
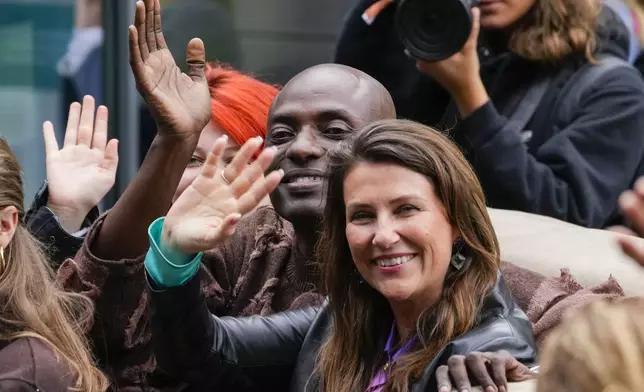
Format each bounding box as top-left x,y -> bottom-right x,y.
395,0 -> 478,61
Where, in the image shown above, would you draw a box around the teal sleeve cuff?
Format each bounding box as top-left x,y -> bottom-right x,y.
144,217 -> 203,288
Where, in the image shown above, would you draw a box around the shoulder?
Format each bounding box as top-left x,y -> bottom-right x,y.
0,337 -> 76,392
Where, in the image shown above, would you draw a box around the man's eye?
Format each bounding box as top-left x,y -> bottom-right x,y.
269,128 -> 295,144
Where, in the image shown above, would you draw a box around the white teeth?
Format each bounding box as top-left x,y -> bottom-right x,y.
375,255 -> 414,267
290,176 -> 323,184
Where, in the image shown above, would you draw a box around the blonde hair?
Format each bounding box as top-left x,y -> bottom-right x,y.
510,0 -> 601,62
0,138 -> 108,391
316,120 -> 500,392
538,298 -> 644,392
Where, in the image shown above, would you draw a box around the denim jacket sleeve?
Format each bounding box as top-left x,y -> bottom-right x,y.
24,181 -> 100,269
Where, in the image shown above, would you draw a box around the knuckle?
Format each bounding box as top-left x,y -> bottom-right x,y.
447,355 -> 465,367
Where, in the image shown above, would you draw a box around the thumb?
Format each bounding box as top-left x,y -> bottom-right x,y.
467,7 -> 481,49
186,38 -> 206,82
103,139 -> 120,173
202,213 -> 242,248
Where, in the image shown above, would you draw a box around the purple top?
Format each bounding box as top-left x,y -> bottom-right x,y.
365,323 -> 418,392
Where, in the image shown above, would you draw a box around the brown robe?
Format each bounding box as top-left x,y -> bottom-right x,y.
57,206 -> 323,391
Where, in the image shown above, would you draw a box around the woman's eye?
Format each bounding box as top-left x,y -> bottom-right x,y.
187,157 -> 204,167
396,205 -> 419,215
350,212 -> 372,222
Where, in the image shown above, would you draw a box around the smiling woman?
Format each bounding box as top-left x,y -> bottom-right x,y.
144,118 -> 537,392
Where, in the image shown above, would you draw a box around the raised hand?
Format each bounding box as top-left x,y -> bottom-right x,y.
129,0 -> 211,139
44,95 -> 119,233
163,136 -> 283,254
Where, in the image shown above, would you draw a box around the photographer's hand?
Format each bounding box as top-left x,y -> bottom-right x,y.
415,7 -> 489,117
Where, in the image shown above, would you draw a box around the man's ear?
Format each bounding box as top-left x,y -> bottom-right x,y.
0,206 -> 19,250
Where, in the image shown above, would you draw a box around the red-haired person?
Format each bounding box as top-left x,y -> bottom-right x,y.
174,64 -> 278,201
26,64 -> 278,266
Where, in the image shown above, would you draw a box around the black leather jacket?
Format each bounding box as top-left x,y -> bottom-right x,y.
24,182 -> 100,268
148,272 -> 537,392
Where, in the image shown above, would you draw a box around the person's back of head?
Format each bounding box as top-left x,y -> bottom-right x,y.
205,63 -> 279,145
538,298 -> 644,392
0,138 -> 107,391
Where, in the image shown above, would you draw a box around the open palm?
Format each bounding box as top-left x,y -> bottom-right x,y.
44,96 -> 118,214
129,0 -> 211,138
164,136 -> 282,254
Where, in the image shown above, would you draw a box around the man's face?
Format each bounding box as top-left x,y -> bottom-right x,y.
266,66 -> 392,225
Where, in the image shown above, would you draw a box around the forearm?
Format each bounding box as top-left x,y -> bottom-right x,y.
92,133 -> 197,260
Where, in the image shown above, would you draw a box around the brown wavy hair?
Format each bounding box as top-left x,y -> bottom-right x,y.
0,138 -> 108,391
315,119 -> 500,392
509,0 -> 600,62
538,298 -> 644,392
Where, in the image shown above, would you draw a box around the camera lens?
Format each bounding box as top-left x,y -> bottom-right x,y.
395,0 -> 477,61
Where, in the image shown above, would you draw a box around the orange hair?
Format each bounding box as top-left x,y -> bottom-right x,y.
205,63 -> 279,146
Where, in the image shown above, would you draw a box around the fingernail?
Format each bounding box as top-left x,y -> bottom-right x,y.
620,192 -> 636,209
268,146 -> 278,153
636,178 -> 644,194
439,387 -> 450,392
486,386 -> 496,392
255,136 -> 264,143
277,169 -> 285,177
220,134 -> 228,141
461,389 -> 470,392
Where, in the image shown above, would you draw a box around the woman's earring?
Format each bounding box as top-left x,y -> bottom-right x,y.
0,247 -> 5,272
353,267 -> 365,284
450,238 -> 470,271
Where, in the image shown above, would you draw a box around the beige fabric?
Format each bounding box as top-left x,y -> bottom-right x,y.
488,208 -> 644,296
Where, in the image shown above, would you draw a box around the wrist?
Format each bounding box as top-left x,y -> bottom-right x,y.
46,201 -> 90,234
450,78 -> 489,117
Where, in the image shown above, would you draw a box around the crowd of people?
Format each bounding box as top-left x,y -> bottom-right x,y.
3,0 -> 644,391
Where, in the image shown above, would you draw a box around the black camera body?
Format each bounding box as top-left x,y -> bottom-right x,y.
395,0 -> 478,61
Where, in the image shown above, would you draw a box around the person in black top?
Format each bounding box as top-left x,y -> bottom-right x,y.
335,0 -> 644,229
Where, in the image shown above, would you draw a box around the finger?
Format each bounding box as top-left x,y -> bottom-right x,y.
102,139 -> 120,175
92,106 -> 109,150
237,170 -> 284,215
221,137 -> 263,185
219,213 -> 242,239
447,355 -> 471,392
145,0 -> 157,52
230,146 -> 277,198
154,0 -> 167,49
186,38 -> 206,82
468,7 -> 481,46
42,121 -> 60,157
633,177 -> 644,199
135,1 -> 150,60
129,25 -> 144,77
201,136 -> 228,179
618,235 -> 644,268
435,365 -> 452,392
465,353 -> 496,392
489,356 -> 509,392
63,102 -> 81,148
606,225 -> 638,236
77,95 -> 96,146
619,190 -> 644,237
